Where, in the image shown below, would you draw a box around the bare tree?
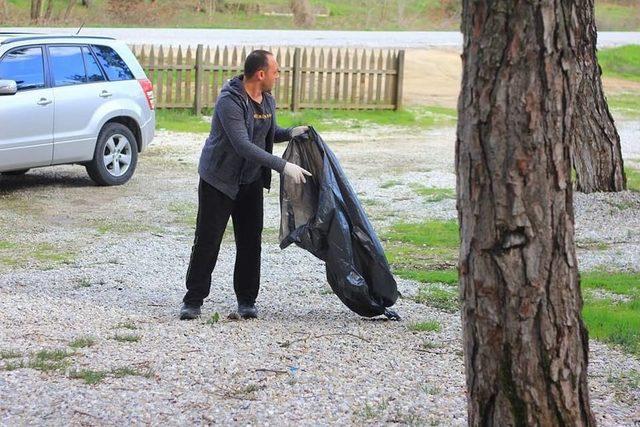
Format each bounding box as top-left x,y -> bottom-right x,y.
456,0 -> 596,424
0,0 -> 8,22
396,0 -> 406,27
63,0 -> 77,22
30,0 -> 43,24
44,0 -> 54,22
570,0 -> 626,193
290,0 -> 314,27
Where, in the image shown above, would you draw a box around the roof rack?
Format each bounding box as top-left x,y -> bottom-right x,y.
1,34 -> 116,45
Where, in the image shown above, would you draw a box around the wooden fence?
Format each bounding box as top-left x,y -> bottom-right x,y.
129,44 -> 405,112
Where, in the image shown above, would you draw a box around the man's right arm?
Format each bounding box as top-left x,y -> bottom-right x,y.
217,97 -> 287,173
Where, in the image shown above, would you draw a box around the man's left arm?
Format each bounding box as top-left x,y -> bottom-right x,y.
274,123 -> 292,143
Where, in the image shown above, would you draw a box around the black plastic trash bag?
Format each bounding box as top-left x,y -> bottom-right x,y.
279,127 -> 400,320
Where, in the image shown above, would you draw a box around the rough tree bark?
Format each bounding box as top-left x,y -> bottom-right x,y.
456,0 -> 596,425
571,0 -> 626,193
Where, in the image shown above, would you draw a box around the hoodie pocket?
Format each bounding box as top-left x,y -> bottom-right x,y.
214,150 -> 240,183
214,150 -> 228,170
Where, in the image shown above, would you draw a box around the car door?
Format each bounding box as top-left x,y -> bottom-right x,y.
0,45 -> 54,171
48,44 -> 112,164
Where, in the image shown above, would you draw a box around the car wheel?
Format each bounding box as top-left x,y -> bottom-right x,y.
86,123 -> 138,186
1,169 -> 30,176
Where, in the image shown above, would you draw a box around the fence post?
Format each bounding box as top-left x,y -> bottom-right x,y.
395,49 -> 405,111
194,44 -> 204,115
291,47 -> 302,112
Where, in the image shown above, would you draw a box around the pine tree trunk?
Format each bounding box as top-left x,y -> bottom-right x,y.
570,0 -> 626,193
456,0 -> 596,424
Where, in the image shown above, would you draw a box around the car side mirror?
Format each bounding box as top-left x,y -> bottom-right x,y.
0,80 -> 17,95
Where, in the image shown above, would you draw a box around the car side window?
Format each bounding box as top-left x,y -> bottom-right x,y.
82,46 -> 106,82
49,46 -> 86,87
91,45 -> 134,81
0,46 -> 45,91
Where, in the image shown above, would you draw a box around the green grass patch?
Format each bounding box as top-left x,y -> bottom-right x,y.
156,109 -> 211,133
393,268 -> 458,285
382,220 -> 459,307
0,241 -> 76,270
607,369 -> 640,403
2,360 -> 25,371
380,180 -> 403,189
28,349 -> 73,372
111,366 -> 155,379
607,94 -> 640,119
68,369 -> 108,385
626,167 -> 640,192
410,184 -> 455,203
113,321 -> 138,330
75,277 -> 92,288
595,4 -> 640,31
413,285 -> 459,312
69,337 -> 96,349
278,106 -> 457,132
0,350 -> 22,359
90,219 -> 163,235
581,271 -> 640,297
382,216 -> 640,355
599,45 -> 640,82
582,298 -> 640,355
384,220 -> 459,248
408,320 -> 441,332
168,201 -> 198,227
156,106 -> 457,134
0,240 -> 18,250
206,312 -> 220,324
68,366 -> 154,384
112,334 -> 141,343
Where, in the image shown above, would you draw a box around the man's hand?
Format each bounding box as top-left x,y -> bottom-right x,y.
291,126 -> 309,138
283,162 -> 312,184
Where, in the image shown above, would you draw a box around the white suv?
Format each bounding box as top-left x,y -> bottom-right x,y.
0,33 -> 155,185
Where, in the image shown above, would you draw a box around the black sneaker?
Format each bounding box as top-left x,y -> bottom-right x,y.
237,302 -> 258,319
179,303 -> 201,320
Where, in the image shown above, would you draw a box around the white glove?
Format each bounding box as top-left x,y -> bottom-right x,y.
291,126 -> 309,138
283,162 -> 312,184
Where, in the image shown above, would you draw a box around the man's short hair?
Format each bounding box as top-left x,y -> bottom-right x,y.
244,50 -> 273,78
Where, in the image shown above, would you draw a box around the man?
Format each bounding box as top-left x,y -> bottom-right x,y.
180,50 -> 311,320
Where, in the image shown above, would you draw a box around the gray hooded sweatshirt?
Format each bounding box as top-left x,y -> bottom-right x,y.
198,75 -> 292,200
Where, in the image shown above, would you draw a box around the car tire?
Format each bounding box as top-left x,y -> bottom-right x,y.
86,123 -> 138,186
1,169 -> 30,176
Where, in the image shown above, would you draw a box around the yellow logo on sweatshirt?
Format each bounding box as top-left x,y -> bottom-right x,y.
254,113 -> 272,120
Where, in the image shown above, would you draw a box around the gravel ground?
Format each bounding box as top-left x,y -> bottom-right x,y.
1,122 -> 639,425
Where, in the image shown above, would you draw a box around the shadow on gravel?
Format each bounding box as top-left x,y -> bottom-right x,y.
0,169 -> 98,192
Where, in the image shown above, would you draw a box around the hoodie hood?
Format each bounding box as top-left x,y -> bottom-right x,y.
221,75 -> 248,102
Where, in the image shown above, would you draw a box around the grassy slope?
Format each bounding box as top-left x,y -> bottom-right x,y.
2,0 -> 639,30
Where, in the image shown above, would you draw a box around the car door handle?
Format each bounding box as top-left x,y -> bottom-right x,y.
37,98 -> 52,106
99,90 -> 113,98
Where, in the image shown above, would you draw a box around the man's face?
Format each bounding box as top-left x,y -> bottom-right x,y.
257,55 -> 280,92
